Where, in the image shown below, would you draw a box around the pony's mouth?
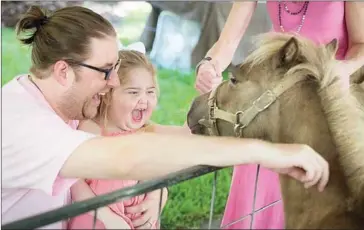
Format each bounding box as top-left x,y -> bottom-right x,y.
189,123 -> 206,135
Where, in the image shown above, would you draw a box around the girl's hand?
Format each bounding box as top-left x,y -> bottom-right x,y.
125,188 -> 168,229
102,211 -> 131,229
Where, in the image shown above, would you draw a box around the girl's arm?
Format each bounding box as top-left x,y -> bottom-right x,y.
71,180 -> 131,229
140,123 -> 191,135
78,120 -> 102,135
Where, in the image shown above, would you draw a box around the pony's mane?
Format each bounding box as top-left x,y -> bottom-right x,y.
245,32 -> 337,88
245,33 -> 364,185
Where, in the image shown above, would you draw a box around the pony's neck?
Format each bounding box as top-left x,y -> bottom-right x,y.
318,80 -> 364,155
278,82 -> 337,159
317,79 -> 364,195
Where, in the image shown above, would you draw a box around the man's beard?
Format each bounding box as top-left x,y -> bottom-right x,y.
58,85 -> 99,121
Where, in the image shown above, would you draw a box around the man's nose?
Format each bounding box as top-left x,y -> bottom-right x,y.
107,70 -> 120,88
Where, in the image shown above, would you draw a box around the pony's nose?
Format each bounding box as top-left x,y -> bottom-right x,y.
187,98 -> 200,129
187,93 -> 210,130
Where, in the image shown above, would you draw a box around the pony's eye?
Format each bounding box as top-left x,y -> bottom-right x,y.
230,77 -> 238,85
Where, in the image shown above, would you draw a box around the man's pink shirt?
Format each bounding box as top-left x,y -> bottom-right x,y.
2,75 -> 95,228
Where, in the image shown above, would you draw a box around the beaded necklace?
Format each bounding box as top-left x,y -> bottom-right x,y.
278,1 -> 310,34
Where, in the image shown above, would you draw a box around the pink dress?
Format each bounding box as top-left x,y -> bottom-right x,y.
68,128 -> 157,229
221,2 -> 348,229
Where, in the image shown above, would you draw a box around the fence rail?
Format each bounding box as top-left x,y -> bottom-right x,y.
2,166 -> 222,230
3,164 -> 282,230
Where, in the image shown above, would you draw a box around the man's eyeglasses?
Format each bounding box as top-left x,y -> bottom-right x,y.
72,59 -> 121,80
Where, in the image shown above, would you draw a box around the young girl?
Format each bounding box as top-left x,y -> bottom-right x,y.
68,43 -> 188,229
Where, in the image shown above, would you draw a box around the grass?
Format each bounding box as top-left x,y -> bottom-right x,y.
1,27 -> 233,229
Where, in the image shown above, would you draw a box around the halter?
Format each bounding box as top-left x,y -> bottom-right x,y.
198,74 -> 308,137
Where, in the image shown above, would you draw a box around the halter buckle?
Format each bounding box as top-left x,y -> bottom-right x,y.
209,104 -> 216,120
234,111 -> 246,137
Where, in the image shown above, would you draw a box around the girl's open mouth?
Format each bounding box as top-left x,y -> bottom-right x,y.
132,109 -> 143,123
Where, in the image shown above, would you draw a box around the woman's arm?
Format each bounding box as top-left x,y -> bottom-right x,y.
342,2 -> 364,75
206,2 -> 257,71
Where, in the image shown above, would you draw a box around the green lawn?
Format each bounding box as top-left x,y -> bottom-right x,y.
1,27 -> 232,229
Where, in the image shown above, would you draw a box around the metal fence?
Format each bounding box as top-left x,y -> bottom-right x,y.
2,165 -> 282,230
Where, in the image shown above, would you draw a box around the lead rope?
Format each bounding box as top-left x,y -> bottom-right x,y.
156,188 -> 164,229
236,130 -> 261,229
208,171 -> 218,229
92,209 -> 98,229
249,165 -> 261,229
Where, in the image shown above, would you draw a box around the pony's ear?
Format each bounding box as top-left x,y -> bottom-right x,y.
279,37 -> 299,65
325,38 -> 338,56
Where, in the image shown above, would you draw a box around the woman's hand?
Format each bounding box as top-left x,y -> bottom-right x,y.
194,1 -> 257,95
257,143 -> 330,192
125,188 -> 168,229
195,60 -> 223,94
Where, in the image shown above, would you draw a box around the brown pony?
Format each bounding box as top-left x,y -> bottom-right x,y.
187,33 -> 364,229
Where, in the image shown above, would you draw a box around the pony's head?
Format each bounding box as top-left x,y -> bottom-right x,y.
187,33 -> 341,142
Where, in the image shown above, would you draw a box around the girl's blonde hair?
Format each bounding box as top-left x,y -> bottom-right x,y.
97,50 -> 159,127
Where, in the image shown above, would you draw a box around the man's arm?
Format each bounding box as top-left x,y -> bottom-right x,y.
60,132 -> 266,180
59,129 -> 330,195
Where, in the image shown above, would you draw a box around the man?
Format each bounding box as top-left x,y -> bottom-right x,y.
2,5 -> 329,229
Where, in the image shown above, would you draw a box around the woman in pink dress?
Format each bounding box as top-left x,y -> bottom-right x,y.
194,1 -> 364,229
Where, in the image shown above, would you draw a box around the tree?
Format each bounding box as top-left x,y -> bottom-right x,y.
1,1 -> 82,28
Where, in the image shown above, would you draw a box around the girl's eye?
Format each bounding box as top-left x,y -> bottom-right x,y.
147,90 -> 155,94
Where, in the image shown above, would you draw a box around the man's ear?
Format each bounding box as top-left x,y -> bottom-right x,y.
53,60 -> 71,86
278,37 -> 300,65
